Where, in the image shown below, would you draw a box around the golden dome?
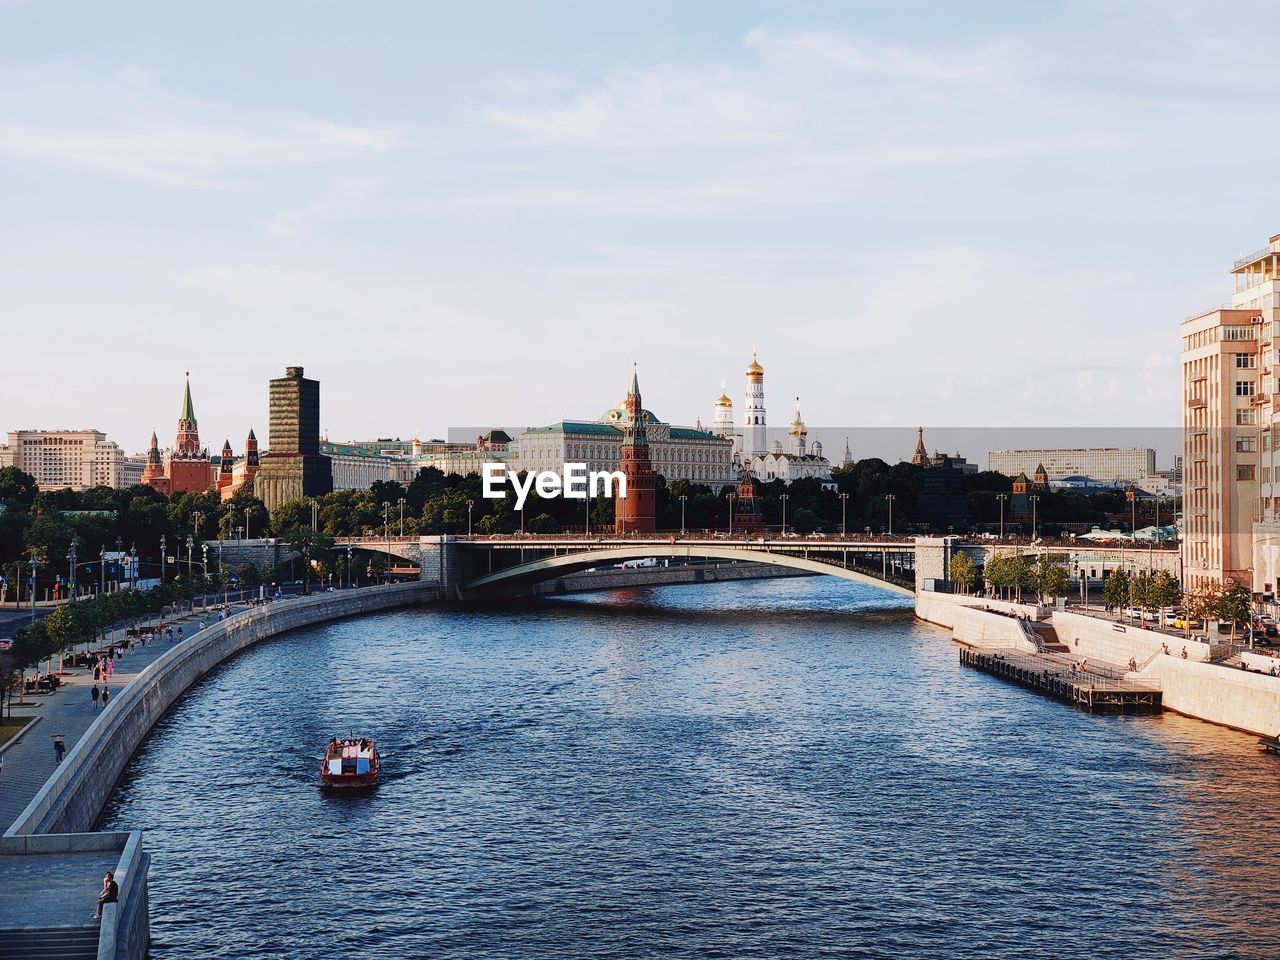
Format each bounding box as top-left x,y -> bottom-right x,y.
746,355 -> 764,376
715,392 -> 733,407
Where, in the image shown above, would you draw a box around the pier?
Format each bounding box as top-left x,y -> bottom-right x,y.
960,647 -> 1163,714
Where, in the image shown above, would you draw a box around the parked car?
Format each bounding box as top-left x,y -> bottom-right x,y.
1260,616 -> 1279,637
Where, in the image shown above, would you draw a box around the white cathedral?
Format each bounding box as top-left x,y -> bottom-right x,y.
711,353 -> 842,487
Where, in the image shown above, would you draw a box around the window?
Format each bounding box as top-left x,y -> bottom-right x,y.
1224,326 -> 1257,341
1238,409 -> 1258,425
1237,354 -> 1257,368
1237,381 -> 1256,396
1238,437 -> 1257,452
1239,464 -> 1257,481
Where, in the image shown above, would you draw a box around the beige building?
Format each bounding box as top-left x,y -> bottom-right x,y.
987,447 -> 1156,483
1182,234 -> 1280,591
0,429 -> 126,490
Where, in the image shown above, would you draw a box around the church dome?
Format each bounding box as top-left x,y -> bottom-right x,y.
746,354 -> 764,377
715,392 -> 732,407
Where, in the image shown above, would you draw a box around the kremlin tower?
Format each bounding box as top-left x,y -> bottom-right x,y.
217,439 -> 234,496
911,427 -> 929,466
614,367 -> 657,534
789,398 -> 807,457
142,376 -> 214,496
742,352 -> 766,459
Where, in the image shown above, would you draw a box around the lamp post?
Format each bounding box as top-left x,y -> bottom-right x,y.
467,499 -> 474,537
67,540 -> 77,602
159,535 -> 166,585
202,543 -> 209,609
310,499 -> 319,533
886,494 -> 895,537
129,544 -> 137,591
191,510 -> 203,540
780,494 -> 789,536
398,498 -> 406,538
383,502 -> 391,583
29,550 -> 38,623
997,493 -> 1008,540
245,508 -> 252,541
839,492 -> 849,538
346,545 -> 353,589
679,495 -> 687,536
1030,495 -> 1040,541
99,545 -> 106,595
728,493 -> 737,534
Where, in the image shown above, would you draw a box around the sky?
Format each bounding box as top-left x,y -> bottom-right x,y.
2,0 -> 1278,460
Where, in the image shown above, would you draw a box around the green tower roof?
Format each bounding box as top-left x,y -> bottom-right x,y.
180,376 -> 196,422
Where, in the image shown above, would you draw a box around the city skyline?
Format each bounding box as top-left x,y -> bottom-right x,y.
6,2 -> 1280,444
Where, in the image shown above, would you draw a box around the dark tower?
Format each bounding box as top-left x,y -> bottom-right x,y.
254,366 -> 333,512
614,367 -> 657,534
732,465 -> 765,533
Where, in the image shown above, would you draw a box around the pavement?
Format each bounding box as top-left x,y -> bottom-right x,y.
0,850 -> 117,928
0,601 -> 239,833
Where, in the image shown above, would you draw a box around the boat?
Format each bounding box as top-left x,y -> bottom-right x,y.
321,735 -> 380,788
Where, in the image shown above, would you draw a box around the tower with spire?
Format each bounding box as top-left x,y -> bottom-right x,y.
841,437 -> 853,469
614,366 -> 657,534
143,375 -> 214,496
789,398 -> 807,457
911,427 -> 929,466
712,382 -> 735,439
217,438 -> 234,495
742,352 -> 767,459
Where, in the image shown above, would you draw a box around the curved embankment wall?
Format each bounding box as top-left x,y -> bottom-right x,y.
4,581 -> 438,838
915,591 -> 1042,650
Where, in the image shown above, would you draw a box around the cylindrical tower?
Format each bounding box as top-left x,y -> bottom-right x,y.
742,353 -> 766,458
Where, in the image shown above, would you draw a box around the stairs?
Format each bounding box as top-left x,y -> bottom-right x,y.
1031,622 -> 1069,653
0,925 -> 100,960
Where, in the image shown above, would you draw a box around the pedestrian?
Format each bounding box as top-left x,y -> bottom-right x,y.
101,688 -> 110,708
53,735 -> 65,764
177,626 -> 183,642
93,663 -> 100,682
90,684 -> 99,709
93,871 -> 119,920
167,627 -> 174,643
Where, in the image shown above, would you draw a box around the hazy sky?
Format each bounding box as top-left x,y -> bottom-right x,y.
3,1 -> 1276,455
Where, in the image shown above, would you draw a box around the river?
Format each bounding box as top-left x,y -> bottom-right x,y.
101,577 -> 1280,958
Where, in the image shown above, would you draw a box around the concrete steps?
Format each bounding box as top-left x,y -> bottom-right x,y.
0,925 -> 100,960
1031,622 -> 1070,652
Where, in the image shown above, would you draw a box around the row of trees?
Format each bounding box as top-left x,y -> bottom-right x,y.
949,552 -> 1071,603
1103,573 -> 1250,637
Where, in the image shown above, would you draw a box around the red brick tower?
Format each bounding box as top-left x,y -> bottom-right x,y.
217,438 -> 234,495
614,367 -> 657,534
733,464 -> 765,533
141,430 -> 169,494
167,375 -> 213,494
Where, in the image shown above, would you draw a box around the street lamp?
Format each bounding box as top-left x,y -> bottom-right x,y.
780,494 -> 789,536
159,535 -> 166,584
1030,495 -> 1040,541
191,510 -> 203,540
66,540 -> 77,602
728,493 -> 737,534
886,494 -> 895,537
679,495 -> 687,536
346,545 -> 353,589
467,499 -> 474,537
99,545 -> 106,594
398,498 -> 406,538
997,493 -> 1008,540
383,502 -> 391,583
839,492 -> 849,538
245,509 -> 252,541
29,550 -> 38,622
129,544 -> 137,591
202,543 -> 209,609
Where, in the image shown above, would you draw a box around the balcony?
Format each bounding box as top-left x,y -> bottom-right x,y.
1189,397 -> 1207,408
1235,238 -> 1280,270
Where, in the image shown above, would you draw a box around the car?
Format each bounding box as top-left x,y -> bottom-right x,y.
0,639 -> 11,651
1260,616 -> 1279,637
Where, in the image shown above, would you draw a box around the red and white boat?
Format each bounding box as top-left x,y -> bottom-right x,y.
321,735 -> 380,788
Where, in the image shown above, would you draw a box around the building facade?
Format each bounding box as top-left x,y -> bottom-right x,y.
1182,235 -> 1280,590
255,366 -> 334,512
0,430 -> 125,490
987,448 -> 1157,484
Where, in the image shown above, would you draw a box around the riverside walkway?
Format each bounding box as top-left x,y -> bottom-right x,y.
0,601 -> 246,833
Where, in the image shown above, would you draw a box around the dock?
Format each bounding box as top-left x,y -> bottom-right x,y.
959,647 -> 1162,714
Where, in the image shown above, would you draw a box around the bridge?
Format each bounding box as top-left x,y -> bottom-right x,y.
216,533 -> 1179,600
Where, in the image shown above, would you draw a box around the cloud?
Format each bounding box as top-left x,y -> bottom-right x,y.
0,72 -> 396,187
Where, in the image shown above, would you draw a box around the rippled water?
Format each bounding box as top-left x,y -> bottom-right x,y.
102,578 -> 1280,958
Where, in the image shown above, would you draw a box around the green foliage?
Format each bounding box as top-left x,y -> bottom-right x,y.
1102,569 -> 1130,611
949,552 -> 977,593
1218,582 -> 1251,635
1151,570 -> 1181,614
1035,561 -> 1070,600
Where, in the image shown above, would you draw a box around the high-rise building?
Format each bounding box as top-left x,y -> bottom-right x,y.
614,369 -> 657,534
255,366 -> 333,513
0,429 -> 125,490
1183,234 -> 1280,590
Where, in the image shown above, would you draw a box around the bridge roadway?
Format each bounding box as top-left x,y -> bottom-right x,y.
325,534 -> 1179,599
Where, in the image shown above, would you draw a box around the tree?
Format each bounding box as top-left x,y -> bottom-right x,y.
1218,582 -> 1251,641
1130,571 -> 1153,619
1102,569 -> 1130,612
281,527 -> 335,595
0,467 -> 38,507
1151,570 -> 1181,628
1035,561 -> 1069,603
949,552 -> 977,594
